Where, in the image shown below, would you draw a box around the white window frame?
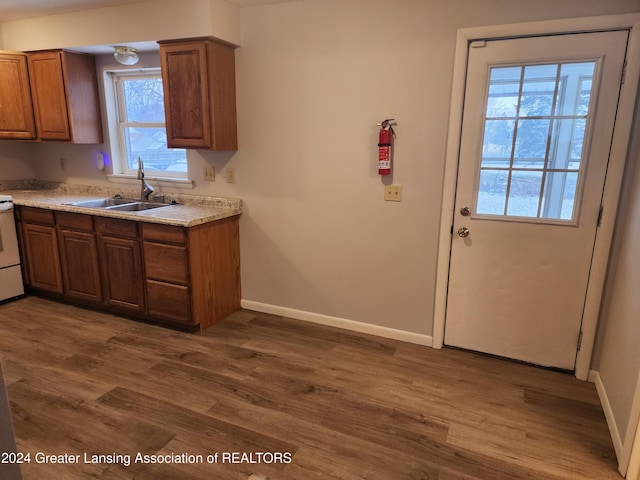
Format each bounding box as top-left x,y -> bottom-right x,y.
105,68 -> 189,181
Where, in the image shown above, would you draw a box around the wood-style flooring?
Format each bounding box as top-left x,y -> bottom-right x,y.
0,296 -> 620,479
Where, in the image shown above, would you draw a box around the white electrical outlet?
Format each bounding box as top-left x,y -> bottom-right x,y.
226,168 -> 236,183
203,166 -> 215,181
384,184 -> 402,202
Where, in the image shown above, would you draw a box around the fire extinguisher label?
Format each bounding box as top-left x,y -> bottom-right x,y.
379,146 -> 390,168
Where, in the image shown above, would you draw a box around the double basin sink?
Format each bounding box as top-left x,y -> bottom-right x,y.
66,197 -> 171,212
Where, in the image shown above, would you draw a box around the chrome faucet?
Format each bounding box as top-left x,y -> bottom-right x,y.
137,156 -> 154,201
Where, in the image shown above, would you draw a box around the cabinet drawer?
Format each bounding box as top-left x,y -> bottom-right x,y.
56,211 -> 94,232
95,217 -> 138,238
146,279 -> 192,324
144,242 -> 188,285
142,223 -> 186,244
20,207 -> 55,226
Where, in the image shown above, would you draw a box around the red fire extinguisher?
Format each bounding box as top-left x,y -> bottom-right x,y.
378,119 -> 395,176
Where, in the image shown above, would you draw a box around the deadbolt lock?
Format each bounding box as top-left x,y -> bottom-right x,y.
457,227 -> 470,238
460,206 -> 470,216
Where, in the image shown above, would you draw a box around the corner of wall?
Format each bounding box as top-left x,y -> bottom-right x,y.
591,369 -> 625,469
210,0 -> 241,46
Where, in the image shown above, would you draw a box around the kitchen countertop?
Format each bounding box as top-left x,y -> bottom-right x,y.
2,182 -> 242,227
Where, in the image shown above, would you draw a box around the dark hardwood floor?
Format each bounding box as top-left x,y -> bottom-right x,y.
0,296 -> 620,479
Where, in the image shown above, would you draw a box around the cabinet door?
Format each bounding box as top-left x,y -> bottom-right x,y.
27,51 -> 70,141
160,42 -> 211,149
58,229 -> 102,302
159,38 -> 237,150
0,53 -> 36,139
22,223 -> 63,293
98,236 -> 145,312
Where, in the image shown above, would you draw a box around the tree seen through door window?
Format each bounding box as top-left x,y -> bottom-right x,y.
477,62 -> 595,220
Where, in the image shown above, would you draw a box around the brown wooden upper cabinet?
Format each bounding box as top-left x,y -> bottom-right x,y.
0,50 -> 102,143
27,50 -> 103,143
0,51 -> 36,139
158,37 -> 238,151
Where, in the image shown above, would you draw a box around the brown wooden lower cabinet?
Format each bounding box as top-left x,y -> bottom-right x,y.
58,229 -> 102,302
57,212 -> 102,303
22,223 -> 63,293
19,207 -> 63,294
98,235 -> 145,313
95,215 -> 145,312
141,219 -> 241,329
16,206 -> 240,331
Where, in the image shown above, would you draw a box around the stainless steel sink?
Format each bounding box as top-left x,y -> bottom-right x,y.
108,202 -> 168,212
67,197 -> 170,212
69,197 -> 138,208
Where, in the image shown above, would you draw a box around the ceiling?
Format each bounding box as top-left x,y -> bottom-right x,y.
0,0 -> 295,22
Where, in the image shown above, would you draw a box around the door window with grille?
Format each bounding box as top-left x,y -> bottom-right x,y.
475,61 -> 596,222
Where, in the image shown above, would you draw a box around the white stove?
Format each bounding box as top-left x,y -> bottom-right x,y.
0,196 -> 24,302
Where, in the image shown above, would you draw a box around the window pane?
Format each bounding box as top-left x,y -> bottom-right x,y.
487,67 -> 521,118
513,119 -> 549,168
547,119 -> 583,170
124,127 -> 187,172
519,64 -> 557,117
482,119 -> 515,166
571,118 -> 586,166
477,169 -> 508,215
555,62 -> 596,116
541,172 -> 578,220
506,171 -> 543,217
577,79 -> 592,115
122,78 -> 166,123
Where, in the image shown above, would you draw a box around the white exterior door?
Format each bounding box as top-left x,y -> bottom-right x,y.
444,30 -> 629,370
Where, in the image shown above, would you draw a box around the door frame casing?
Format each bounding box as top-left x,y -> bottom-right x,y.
433,13 -> 640,381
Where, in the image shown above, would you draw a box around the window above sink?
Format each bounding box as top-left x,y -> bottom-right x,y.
105,68 -> 188,180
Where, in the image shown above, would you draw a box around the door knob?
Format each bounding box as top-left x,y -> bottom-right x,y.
457,227 -> 470,238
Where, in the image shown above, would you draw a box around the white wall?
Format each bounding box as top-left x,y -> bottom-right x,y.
0,143 -> 34,180
0,0 -> 241,50
230,0 -> 640,336
2,0 -> 640,340
592,92 -> 640,464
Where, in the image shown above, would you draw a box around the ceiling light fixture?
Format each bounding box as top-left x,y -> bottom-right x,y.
113,46 -> 139,65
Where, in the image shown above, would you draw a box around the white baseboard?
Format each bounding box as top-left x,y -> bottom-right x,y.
240,300 -> 433,347
590,370 -> 624,465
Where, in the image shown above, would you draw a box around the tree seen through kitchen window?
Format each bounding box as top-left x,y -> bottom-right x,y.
113,70 -> 187,177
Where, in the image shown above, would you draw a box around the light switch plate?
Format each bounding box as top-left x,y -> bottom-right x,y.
384,184 -> 402,202
203,166 -> 215,181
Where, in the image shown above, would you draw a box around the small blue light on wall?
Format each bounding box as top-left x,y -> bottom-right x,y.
95,152 -> 110,171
